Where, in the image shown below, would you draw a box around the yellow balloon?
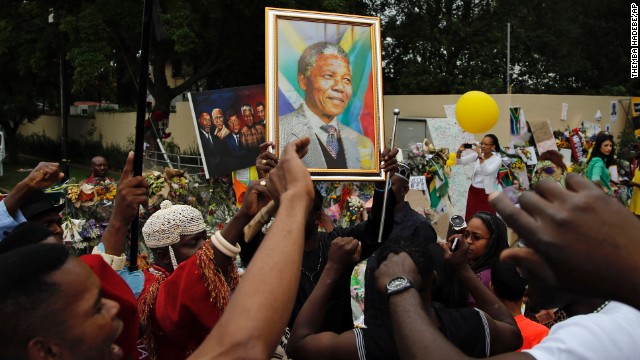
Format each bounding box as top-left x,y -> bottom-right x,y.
446,159 -> 455,167
448,153 -> 456,160
455,91 -> 499,134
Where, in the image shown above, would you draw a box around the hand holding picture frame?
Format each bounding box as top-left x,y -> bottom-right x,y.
266,8 -> 385,181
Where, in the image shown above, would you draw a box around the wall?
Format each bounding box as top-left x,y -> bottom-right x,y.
18,94 -> 630,152
18,103 -> 198,152
383,94 -> 629,146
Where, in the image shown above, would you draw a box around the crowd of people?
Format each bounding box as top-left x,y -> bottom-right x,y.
2,131 -> 640,360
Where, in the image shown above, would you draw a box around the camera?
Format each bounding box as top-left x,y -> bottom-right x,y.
463,143 -> 473,149
450,215 -> 467,230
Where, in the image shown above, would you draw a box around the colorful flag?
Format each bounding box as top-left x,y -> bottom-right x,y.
428,163 -> 449,213
510,107 -> 521,135
510,107 -> 527,136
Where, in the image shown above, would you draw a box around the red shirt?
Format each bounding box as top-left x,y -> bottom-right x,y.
514,314 -> 550,351
138,243 -> 235,360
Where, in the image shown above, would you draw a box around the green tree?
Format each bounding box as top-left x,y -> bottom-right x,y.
365,0 -> 635,96
364,0 -> 506,94
1,0 -> 365,159
0,1 -> 62,162
59,0 -> 366,114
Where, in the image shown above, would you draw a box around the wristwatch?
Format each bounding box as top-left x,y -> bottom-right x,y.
386,276 -> 413,296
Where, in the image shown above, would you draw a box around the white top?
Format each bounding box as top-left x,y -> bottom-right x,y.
524,301 -> 640,360
457,151 -> 502,194
304,103 -> 341,146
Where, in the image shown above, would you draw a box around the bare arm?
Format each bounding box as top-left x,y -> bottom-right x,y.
440,239 -> 522,354
457,150 -> 479,165
379,253 -> 530,360
189,137 -> 314,360
213,180 -> 270,271
288,237 -> 361,360
490,174 -> 640,311
102,152 -> 148,256
4,162 -> 64,217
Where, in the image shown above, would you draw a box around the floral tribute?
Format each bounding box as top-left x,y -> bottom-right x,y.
57,180 -> 118,251
404,140 -> 451,211
55,170 -> 237,254
405,140 -> 451,180
316,182 -> 375,228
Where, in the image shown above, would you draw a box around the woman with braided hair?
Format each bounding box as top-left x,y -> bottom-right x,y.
449,211 -> 509,306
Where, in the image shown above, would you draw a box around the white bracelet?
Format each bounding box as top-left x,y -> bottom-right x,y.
211,234 -> 236,257
214,230 -> 241,255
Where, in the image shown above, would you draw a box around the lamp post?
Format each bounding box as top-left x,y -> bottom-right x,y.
50,8 -> 69,181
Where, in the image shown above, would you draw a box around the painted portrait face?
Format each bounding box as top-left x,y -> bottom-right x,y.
228,116 -> 241,134
242,108 -> 254,126
198,113 -> 212,133
256,104 -> 265,121
600,139 -> 613,156
299,53 -> 352,122
212,109 -> 225,129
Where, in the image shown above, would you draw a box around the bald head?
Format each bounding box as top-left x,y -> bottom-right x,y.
90,156 -> 109,178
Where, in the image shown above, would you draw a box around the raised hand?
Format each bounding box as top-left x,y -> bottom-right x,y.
239,180 -> 271,218
256,142 -> 279,179
439,235 -> 469,272
375,252 -> 423,295
489,173 -> 640,309
23,162 -> 64,190
327,237 -> 362,271
265,137 -> 313,208
380,147 -> 399,175
102,152 -> 148,256
112,152 -> 149,223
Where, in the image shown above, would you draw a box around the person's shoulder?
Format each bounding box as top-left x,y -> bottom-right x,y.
524,304 -> 640,359
515,314 -> 549,333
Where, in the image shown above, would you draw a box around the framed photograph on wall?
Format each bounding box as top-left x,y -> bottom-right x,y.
188,85 -> 266,178
266,7 -> 385,181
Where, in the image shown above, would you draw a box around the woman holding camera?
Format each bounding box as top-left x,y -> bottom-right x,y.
456,134 -> 503,221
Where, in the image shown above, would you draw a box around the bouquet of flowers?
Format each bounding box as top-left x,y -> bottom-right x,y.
318,182 -> 374,228
344,195 -> 366,227
141,171 -> 237,234
405,140 -> 450,179
511,159 -> 526,172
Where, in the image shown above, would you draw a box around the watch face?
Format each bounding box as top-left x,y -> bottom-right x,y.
387,277 -> 409,291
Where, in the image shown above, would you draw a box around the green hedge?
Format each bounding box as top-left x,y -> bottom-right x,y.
15,134 -> 129,170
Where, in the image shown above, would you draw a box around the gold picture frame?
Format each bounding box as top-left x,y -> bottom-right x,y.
266,7 -> 385,181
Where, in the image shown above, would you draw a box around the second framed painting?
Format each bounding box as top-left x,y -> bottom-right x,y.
266,7 -> 385,181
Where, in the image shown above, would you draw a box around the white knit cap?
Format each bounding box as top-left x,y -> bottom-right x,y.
142,200 -> 206,249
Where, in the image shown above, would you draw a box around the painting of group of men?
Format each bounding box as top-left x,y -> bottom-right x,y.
190,85 -> 267,177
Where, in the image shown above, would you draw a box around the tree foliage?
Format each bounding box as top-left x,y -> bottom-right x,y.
0,0 -> 368,160
365,0 -> 635,95
0,0 -> 632,151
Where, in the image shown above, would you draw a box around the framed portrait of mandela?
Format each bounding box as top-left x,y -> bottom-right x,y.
266,8 -> 385,181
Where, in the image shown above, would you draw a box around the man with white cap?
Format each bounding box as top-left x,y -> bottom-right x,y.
139,200 -> 240,359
